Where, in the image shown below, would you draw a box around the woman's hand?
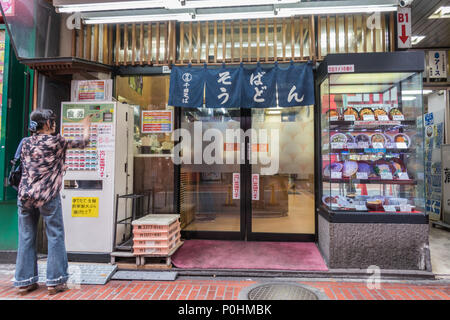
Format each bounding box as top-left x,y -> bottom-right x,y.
81,115 -> 92,140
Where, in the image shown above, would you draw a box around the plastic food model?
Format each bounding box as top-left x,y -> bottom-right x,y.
345,133 -> 355,144
371,133 -> 386,147
366,199 -> 384,211
374,108 -> 388,120
389,108 -> 404,119
357,161 -> 372,175
373,160 -> 394,177
343,107 -> 359,120
393,133 -> 410,147
359,108 -> 374,119
327,109 -> 340,119
391,158 -> 406,177
355,133 -> 370,145
323,162 -> 344,177
330,133 -> 347,144
343,160 -> 359,177
322,195 -> 338,206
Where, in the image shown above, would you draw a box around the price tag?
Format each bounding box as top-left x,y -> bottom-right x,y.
356,172 -> 368,180
399,204 -> 412,212
331,142 -> 345,149
331,171 -> 342,179
372,142 -> 384,149
363,114 -> 375,121
347,143 -> 357,149
380,172 -> 393,180
329,116 -> 338,121
357,142 -> 369,148
383,205 -> 397,212
396,142 -> 408,149
378,115 -> 389,121
355,204 -> 368,211
392,115 -> 404,121
323,143 -> 329,150
398,172 -> 410,180
344,115 -> 356,121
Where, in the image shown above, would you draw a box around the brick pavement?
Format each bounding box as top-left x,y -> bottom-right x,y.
0,272 -> 449,300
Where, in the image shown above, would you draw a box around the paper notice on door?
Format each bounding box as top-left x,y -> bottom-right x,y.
252,174 -> 260,201
232,173 -> 240,199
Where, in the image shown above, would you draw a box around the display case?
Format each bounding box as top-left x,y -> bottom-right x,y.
317,52 -> 427,223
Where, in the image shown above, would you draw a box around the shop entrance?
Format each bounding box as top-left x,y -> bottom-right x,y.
178,106 -> 315,241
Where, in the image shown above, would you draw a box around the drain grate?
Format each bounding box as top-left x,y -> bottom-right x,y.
246,283 -> 319,300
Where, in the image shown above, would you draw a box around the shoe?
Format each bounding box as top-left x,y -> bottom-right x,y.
47,283 -> 68,295
17,283 -> 39,296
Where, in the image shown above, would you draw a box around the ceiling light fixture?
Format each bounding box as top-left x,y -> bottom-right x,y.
402,90 -> 433,95
278,5 -> 397,16
56,1 -> 165,13
84,13 -> 192,24
428,6 -> 450,19
56,0 -> 299,13
411,36 -> 426,45
83,5 -> 397,24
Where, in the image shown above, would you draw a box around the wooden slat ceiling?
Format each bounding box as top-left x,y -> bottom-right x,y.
412,0 -> 450,48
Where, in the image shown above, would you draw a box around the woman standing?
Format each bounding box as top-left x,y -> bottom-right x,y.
13,109 -> 91,295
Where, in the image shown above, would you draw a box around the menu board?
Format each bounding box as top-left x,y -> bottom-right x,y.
71,80 -> 113,102
62,103 -> 115,172
141,110 -> 173,133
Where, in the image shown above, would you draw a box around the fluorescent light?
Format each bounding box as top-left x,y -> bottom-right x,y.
84,13 -> 192,24
411,36 -> 426,45
401,96 -> 416,101
57,0 -> 299,13
266,110 -> 281,115
179,10 -> 291,21
278,5 -> 397,16
402,90 -> 432,95
166,0 -> 300,9
428,6 -> 450,19
56,1 -> 165,13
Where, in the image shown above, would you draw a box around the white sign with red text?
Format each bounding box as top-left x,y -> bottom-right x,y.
98,150 -> 106,178
232,173 -> 240,200
327,65 -> 354,73
252,174 -> 260,201
397,7 -> 411,49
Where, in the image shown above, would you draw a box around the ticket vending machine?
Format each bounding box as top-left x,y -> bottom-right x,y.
60,102 -> 134,255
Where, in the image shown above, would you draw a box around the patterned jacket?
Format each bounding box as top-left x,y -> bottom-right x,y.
18,134 -> 89,208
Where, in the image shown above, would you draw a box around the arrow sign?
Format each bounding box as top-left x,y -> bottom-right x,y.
399,25 -> 409,44
397,7 -> 411,48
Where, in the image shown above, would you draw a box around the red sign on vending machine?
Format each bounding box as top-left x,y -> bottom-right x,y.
99,150 -> 106,178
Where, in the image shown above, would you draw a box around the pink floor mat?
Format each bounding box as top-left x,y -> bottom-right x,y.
172,240 -> 328,271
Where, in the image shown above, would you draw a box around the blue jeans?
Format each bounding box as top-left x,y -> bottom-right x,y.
14,194 -> 69,287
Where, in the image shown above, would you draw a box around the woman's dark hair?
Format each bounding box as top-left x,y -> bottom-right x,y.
29,109 -> 56,132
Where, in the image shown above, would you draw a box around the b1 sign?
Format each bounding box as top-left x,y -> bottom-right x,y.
397,7 -> 411,49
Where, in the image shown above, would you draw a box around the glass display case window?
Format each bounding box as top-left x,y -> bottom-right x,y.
320,71 -> 425,214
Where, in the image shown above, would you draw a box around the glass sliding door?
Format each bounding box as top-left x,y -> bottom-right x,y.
249,106 -> 315,239
179,108 -> 242,235
178,105 -> 316,241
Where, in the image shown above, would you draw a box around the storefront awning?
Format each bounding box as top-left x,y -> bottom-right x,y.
20,57 -> 113,80
168,62 -> 315,108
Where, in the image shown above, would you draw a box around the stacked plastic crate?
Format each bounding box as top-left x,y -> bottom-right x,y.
132,214 -> 182,256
